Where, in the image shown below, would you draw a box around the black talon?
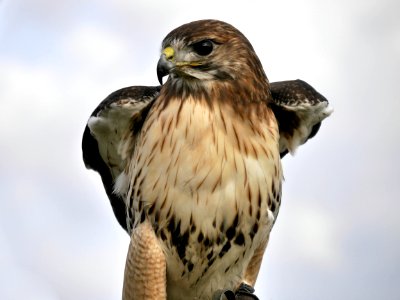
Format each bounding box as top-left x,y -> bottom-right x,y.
213,289 -> 236,300
235,283 -> 259,300
213,283 -> 259,300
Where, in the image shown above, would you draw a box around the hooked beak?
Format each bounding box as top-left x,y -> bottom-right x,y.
156,46 -> 205,84
157,55 -> 172,85
157,47 -> 175,85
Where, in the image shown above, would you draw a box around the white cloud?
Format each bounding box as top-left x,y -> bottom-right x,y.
273,201 -> 342,269
64,26 -> 127,69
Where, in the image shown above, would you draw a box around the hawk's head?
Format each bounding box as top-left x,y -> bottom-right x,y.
157,19 -> 271,104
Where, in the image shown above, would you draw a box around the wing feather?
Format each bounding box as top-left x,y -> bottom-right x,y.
82,86 -> 160,231
82,81 -> 331,230
269,79 -> 332,157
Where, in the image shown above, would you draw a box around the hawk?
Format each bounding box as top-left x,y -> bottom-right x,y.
82,19 -> 332,300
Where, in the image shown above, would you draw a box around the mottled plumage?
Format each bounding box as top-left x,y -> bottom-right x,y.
82,19 -> 332,300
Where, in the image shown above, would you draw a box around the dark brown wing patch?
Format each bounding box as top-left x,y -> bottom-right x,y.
269,80 -> 332,157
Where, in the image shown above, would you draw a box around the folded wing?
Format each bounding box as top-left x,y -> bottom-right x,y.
82,86 -> 160,231
269,79 -> 332,158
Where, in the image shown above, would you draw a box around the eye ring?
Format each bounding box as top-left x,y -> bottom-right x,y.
192,40 -> 214,56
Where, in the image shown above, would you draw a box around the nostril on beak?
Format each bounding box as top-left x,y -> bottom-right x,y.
163,47 -> 175,61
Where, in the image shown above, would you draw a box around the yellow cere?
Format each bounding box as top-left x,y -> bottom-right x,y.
163,47 -> 175,60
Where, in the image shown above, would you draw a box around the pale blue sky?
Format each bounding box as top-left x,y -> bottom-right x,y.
0,0 -> 399,299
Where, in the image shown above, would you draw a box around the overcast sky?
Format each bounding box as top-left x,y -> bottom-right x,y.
0,0 -> 399,299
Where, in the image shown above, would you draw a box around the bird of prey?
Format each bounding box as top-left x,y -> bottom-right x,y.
82,19 -> 332,300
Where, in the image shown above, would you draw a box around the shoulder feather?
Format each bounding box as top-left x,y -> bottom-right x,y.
269,80 -> 333,157
82,85 -> 160,231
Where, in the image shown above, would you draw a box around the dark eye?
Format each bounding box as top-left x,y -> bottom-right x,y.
192,40 -> 214,56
